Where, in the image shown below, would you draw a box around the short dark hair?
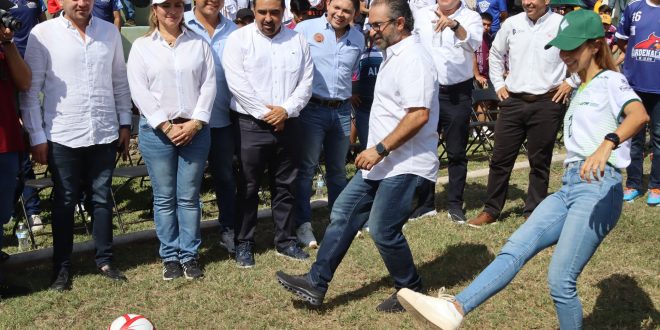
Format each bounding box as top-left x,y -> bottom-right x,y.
253,0 -> 286,10
480,12 -> 493,21
598,4 -> 612,14
371,0 -> 414,32
329,0 -> 361,13
290,0 -> 311,14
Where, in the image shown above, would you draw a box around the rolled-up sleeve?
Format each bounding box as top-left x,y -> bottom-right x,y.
19,31 -> 48,146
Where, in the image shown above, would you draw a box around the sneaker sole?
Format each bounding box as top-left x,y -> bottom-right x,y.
162,274 -> 181,281
276,251 -> 309,261
397,289 -> 457,330
236,262 -> 255,269
276,277 -> 323,306
184,274 -> 204,280
446,213 -> 465,224
409,210 -> 438,222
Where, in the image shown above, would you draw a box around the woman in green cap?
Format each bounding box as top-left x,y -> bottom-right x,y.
395,9 -> 649,330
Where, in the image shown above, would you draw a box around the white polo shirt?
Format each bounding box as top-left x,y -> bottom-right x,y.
489,10 -> 566,94
564,70 -> 641,168
362,35 -> 440,182
414,3 -> 483,85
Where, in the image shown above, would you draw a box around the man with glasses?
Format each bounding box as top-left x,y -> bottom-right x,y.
276,0 -> 439,312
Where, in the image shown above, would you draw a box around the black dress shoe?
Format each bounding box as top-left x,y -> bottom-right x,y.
50,268 -> 71,291
376,292 -> 405,313
276,271 -> 325,306
0,282 -> 30,299
98,264 -> 128,282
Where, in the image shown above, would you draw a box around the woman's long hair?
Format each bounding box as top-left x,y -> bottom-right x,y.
590,37 -> 618,72
145,5 -> 185,37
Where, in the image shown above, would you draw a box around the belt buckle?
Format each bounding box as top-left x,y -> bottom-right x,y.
329,100 -> 342,108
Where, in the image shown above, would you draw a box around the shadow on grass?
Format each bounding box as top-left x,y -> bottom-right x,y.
584,274 -> 659,330
434,181 -> 527,217
292,243 -> 494,312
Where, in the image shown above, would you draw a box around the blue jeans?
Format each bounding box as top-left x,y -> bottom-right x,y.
625,91 -> 660,190
0,152 -> 20,250
309,171 -> 424,292
208,125 -> 235,230
139,118 -> 210,263
456,162 -> 623,329
295,102 -> 352,227
121,0 -> 135,20
48,141 -> 117,269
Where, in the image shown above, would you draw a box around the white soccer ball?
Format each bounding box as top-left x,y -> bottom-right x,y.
108,314 -> 155,330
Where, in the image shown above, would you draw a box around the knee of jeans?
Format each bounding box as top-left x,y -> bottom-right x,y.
498,239 -> 529,268
368,222 -> 399,247
153,195 -> 176,209
547,265 -> 577,302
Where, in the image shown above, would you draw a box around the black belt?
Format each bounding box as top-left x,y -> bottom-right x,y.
509,89 -> 557,102
309,96 -> 348,109
439,78 -> 474,94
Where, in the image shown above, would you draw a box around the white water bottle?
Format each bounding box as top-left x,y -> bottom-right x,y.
315,174 -> 325,198
16,222 -> 29,252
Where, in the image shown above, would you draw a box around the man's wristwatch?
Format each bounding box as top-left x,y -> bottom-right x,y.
376,142 -> 389,157
119,125 -> 131,130
450,20 -> 461,32
604,133 -> 620,149
193,119 -> 204,132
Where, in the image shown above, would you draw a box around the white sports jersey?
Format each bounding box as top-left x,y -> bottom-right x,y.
563,70 -> 641,168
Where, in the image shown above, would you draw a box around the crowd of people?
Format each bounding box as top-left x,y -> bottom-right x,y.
0,0 -> 658,327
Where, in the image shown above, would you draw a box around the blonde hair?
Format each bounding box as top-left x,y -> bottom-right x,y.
145,5 -> 185,36
590,38 -> 618,72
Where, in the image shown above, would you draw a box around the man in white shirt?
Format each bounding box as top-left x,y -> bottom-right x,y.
276,0 -> 439,312
467,0 -> 573,227
223,0 -> 314,268
20,0 -> 132,290
413,0 -> 483,222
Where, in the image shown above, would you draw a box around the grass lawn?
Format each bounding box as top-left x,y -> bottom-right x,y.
1,152 -> 657,329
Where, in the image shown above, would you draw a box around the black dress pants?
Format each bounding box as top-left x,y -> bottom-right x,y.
483,95 -> 564,218
233,113 -> 298,250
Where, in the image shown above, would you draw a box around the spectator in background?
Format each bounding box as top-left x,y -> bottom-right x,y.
0,17 -> 31,299
127,0 -> 216,280
285,0 -> 310,29
472,12 -> 498,127
92,0 -> 123,30
598,5 -> 624,65
221,0 -> 249,20
21,0 -> 132,290
185,0 -> 238,254
121,0 -> 136,26
7,0 -> 47,233
223,0 -> 313,268
475,0 -> 507,34
46,0 -> 62,16
233,7 -> 254,26
466,0 -> 574,227
616,0 -> 660,206
351,34 -> 383,152
413,0 -> 483,222
293,0 -> 364,249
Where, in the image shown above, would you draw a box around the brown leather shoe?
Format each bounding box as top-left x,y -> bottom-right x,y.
467,212 -> 497,228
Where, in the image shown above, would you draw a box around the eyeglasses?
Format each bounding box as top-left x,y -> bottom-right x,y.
366,19 -> 395,32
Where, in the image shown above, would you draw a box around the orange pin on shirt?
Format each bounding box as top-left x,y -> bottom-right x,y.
314,33 -> 324,43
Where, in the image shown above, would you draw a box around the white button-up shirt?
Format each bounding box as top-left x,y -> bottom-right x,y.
223,23 -> 313,119
489,10 -> 566,94
414,3 -> 483,85
127,28 -> 217,129
363,35 -> 440,182
20,16 -> 132,148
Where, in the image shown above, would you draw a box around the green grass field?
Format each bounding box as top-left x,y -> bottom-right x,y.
1,152 -> 657,329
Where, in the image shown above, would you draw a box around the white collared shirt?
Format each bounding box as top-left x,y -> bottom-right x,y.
127,28 -> 217,129
20,15 -> 132,148
223,23 -> 313,119
362,35 -> 440,182
489,10 -> 566,94
414,3 -> 483,85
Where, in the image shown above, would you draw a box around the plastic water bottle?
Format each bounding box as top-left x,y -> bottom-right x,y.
16,222 -> 29,252
315,174 -> 325,198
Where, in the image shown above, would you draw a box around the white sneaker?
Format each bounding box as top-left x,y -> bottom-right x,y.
397,288 -> 463,330
28,214 -> 44,232
296,222 -> 318,249
409,210 -> 438,222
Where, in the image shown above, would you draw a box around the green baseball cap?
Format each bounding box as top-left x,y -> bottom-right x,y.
549,0 -> 587,8
545,10 -> 605,51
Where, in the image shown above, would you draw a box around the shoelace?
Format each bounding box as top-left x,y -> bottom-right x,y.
436,287 -> 456,302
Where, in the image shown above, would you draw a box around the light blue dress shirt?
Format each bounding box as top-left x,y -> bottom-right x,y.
295,16 -> 365,100
185,11 -> 237,128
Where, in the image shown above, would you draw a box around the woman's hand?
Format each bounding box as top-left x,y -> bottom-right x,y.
580,141 -> 615,182
169,121 -> 199,146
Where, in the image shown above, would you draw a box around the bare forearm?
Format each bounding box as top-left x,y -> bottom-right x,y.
3,43 -> 31,91
616,102 -> 649,142
381,108 -> 429,151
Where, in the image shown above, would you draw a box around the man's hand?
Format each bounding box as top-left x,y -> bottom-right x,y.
274,121 -> 285,132
264,105 -> 288,126
496,87 -> 509,101
434,9 -> 457,32
0,26 -> 14,43
355,147 -> 384,170
170,121 -> 199,146
31,143 -> 48,165
118,127 -> 130,161
552,81 -> 573,104
350,94 -> 362,108
475,74 -> 488,87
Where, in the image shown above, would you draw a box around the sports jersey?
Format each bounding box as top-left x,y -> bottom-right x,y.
352,46 -> 383,109
8,0 -> 45,57
476,0 -> 507,33
615,0 -> 659,94
564,70 -> 641,168
92,0 -> 122,24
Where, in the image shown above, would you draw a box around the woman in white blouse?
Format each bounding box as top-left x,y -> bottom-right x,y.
127,0 -> 216,281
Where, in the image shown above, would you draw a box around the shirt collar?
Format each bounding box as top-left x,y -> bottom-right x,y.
253,22 -> 286,40
526,8 -> 553,25
185,9 -> 228,32
59,13 -> 95,30
385,34 -> 415,59
150,27 -> 191,45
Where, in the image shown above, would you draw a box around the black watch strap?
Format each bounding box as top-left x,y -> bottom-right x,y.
120,125 -> 132,130
604,133 -> 620,149
450,20 -> 461,32
376,142 -> 389,157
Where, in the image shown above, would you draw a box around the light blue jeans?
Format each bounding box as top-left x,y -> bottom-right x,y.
456,161 -> 623,329
139,118 -> 210,263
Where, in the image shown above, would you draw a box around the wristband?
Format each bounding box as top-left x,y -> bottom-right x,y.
163,122 -> 173,134
119,125 -> 131,130
450,20 -> 461,32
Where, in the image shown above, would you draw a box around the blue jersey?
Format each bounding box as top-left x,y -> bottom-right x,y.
476,0 -> 507,34
92,0 -> 122,24
616,0 -> 659,94
352,46 -> 383,110
8,0 -> 45,57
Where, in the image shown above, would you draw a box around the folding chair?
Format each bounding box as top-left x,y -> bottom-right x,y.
469,81 -> 499,157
